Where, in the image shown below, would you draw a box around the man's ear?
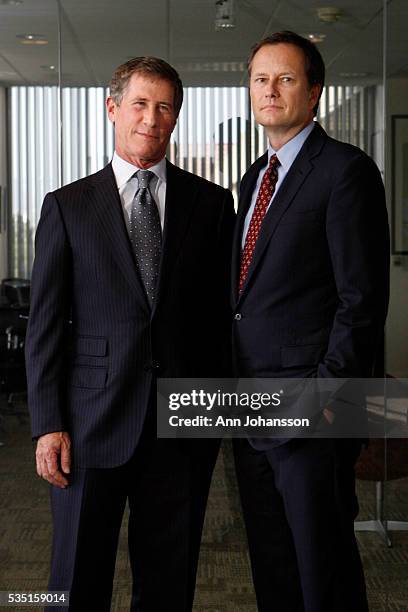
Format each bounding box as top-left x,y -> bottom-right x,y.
309,84 -> 321,110
106,96 -> 116,124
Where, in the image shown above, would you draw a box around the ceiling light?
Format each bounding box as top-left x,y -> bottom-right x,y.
339,72 -> 368,78
41,64 -> 56,71
215,0 -> 235,31
317,7 -> 342,23
305,33 -> 326,44
16,33 -> 48,45
177,61 -> 245,72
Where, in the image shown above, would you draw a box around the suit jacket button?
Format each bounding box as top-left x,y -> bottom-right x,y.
234,313 -> 242,321
151,360 -> 161,370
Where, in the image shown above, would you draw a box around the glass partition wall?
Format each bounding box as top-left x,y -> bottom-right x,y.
383,2 -> 408,611
2,1 -> 407,610
1,0 -> 59,278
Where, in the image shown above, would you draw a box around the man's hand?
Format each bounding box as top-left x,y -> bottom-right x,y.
323,407 -> 335,424
35,431 -> 71,488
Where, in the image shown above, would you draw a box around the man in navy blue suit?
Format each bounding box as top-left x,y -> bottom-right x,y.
25,57 -> 234,611
232,32 -> 389,611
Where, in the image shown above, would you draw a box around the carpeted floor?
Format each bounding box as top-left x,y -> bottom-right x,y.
0,399 -> 407,611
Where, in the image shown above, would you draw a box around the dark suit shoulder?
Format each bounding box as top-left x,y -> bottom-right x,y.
302,123 -> 377,170
321,134 -> 374,167
49,165 -> 112,202
315,142 -> 382,199
167,161 -> 231,198
304,134 -> 382,204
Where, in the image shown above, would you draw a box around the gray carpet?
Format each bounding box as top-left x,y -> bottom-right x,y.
0,400 -> 407,611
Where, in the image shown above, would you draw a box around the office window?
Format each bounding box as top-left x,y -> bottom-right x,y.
8,84 -> 379,276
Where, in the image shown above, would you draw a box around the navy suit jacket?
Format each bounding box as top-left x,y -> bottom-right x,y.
232,122 -> 389,390
25,161 -> 235,467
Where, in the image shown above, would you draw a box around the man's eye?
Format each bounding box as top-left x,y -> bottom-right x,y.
281,77 -> 293,83
255,77 -> 266,83
159,104 -> 171,112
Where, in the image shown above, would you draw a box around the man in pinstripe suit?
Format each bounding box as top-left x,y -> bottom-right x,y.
25,57 -> 235,612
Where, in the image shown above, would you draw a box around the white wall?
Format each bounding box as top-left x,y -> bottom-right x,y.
0,88 -> 7,280
385,77 -> 408,377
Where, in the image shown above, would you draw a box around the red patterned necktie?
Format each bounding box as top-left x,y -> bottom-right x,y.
239,154 -> 280,293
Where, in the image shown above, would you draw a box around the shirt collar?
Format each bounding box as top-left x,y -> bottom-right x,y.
111,151 -> 167,189
267,121 -> 315,172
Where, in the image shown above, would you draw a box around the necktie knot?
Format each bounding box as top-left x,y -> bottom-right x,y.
137,169 -> 154,189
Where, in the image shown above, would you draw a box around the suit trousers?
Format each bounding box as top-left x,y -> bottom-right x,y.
233,437 -> 368,612
47,408 -> 220,612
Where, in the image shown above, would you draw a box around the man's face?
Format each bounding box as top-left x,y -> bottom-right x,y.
249,43 -> 320,145
106,72 -> 177,168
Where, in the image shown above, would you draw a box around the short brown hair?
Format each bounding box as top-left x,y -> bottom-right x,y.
248,31 -> 325,116
109,56 -> 184,116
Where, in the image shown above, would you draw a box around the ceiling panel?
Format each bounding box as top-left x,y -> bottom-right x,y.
0,0 -> 406,87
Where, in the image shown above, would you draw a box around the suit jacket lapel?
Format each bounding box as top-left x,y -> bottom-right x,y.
85,164 -> 150,311
236,123 -> 327,304
152,160 -> 200,314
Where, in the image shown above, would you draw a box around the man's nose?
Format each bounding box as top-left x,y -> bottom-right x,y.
143,107 -> 158,127
265,81 -> 279,98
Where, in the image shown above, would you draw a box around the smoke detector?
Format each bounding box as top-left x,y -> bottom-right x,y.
215,0 -> 236,30
317,7 -> 342,23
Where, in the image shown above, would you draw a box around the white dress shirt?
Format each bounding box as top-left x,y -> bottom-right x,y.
242,121 -> 315,248
111,151 -> 167,231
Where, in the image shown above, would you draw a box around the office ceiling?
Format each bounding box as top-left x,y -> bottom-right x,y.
0,0 -> 406,88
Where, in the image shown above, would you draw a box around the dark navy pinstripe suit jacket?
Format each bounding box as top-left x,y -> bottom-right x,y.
25,161 -> 235,467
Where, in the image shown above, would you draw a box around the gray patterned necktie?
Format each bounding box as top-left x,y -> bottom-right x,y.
129,170 -> 162,305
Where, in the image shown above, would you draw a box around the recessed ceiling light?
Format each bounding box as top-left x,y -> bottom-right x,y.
317,7 -> 342,23
177,61 -> 245,72
339,72 -> 368,78
305,33 -> 326,44
16,33 -> 48,45
41,64 -> 56,71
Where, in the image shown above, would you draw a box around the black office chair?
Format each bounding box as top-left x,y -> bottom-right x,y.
1,278 -> 30,308
354,392 -> 408,546
0,316 -> 28,448
0,322 -> 27,398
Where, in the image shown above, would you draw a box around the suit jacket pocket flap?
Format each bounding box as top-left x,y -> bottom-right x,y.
71,366 -> 107,389
75,336 -> 107,356
281,344 -> 325,368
